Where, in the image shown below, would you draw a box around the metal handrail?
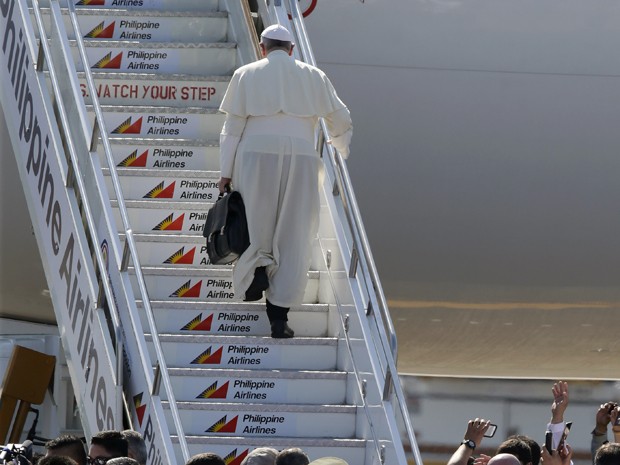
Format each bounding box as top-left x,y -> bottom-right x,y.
36,0 -> 190,461
283,2 -> 423,463
64,3 -> 190,461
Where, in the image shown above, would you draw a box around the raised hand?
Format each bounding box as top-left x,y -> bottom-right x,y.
551,381 -> 569,424
465,418 -> 491,448
595,402 -> 617,434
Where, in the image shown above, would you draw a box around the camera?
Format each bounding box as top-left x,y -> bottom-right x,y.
0,441 -> 33,465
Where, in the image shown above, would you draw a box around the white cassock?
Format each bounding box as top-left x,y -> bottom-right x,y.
219,50 -> 352,307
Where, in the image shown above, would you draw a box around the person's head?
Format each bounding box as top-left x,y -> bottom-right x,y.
45,435 -> 87,465
89,430 -> 128,465
497,438 -> 533,465
240,447 -> 278,465
594,443 -> 620,465
275,448 -> 309,465
120,431 -> 147,465
510,435 -> 540,465
488,453 -> 523,465
259,24 -> 294,56
106,458 -> 140,465
307,459 -> 349,465
184,453 -> 226,465
38,456 -> 78,465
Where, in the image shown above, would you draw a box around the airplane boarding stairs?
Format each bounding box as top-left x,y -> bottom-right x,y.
2,0 -> 421,464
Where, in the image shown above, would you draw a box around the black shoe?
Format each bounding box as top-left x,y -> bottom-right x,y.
270,320 -> 294,338
244,266 -> 269,301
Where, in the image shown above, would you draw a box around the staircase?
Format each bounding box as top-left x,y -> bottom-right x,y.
3,0 -> 420,464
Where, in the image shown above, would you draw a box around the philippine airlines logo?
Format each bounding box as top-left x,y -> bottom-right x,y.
222,449 -> 249,465
92,51 -> 123,69
133,393 -> 147,427
197,381 -> 229,399
144,181 -> 175,199
111,116 -> 143,134
76,0 -> 106,5
84,21 -> 115,39
190,346 -> 223,365
152,213 -> 184,231
181,313 -> 213,331
118,149 -> 148,167
170,280 -> 202,298
206,415 -> 238,433
164,247 -> 196,265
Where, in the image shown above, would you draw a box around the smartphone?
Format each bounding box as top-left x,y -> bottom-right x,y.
544,431 -> 553,454
557,421 -> 572,451
484,423 -> 497,438
615,413 -> 620,426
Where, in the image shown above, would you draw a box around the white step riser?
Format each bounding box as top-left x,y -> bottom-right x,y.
35,11 -> 228,43
130,273 -> 319,303
164,407 -> 356,439
80,75 -> 228,108
99,142 -> 219,171
139,306 -> 327,337
72,42 -> 236,76
105,174 -> 219,202
33,0 -> 220,13
113,204 -> 336,237
176,443 -> 365,465
148,340 -> 338,371
87,107 -> 225,139
122,237 -> 331,270
165,375 -> 345,405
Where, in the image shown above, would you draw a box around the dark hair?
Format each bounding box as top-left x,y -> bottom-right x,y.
121,431 -> 147,465
38,457 -> 78,465
90,430 -> 128,458
594,443 -> 620,465
45,435 -> 87,465
275,448 -> 310,465
261,37 -> 293,52
497,438 -> 532,465
510,435 -> 540,465
185,453 -> 226,465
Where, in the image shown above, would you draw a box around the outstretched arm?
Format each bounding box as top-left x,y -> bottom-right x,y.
591,402 -> 616,461
447,419 -> 491,465
548,381 -> 569,450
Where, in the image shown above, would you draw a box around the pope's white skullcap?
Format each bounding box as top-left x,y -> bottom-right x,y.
261,24 -> 294,44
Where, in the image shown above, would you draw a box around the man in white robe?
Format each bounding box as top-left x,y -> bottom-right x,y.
218,24 -> 352,338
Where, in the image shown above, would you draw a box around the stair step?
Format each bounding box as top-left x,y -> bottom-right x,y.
145,333 -> 338,370
87,104 -> 225,139
165,368 -> 346,404
103,167 -> 220,202
79,72 -> 229,107
70,39 -> 236,75
120,233 -> 332,270
36,0 -> 221,11
171,436 -> 366,465
162,401 -> 356,438
36,8 -> 228,43
129,266 -> 320,303
99,137 -> 219,171
137,300 -> 329,337
111,200 -> 336,237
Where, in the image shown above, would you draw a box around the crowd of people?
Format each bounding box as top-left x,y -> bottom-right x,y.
447,381 -> 620,465
5,381 -> 619,465
9,429 -> 346,465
